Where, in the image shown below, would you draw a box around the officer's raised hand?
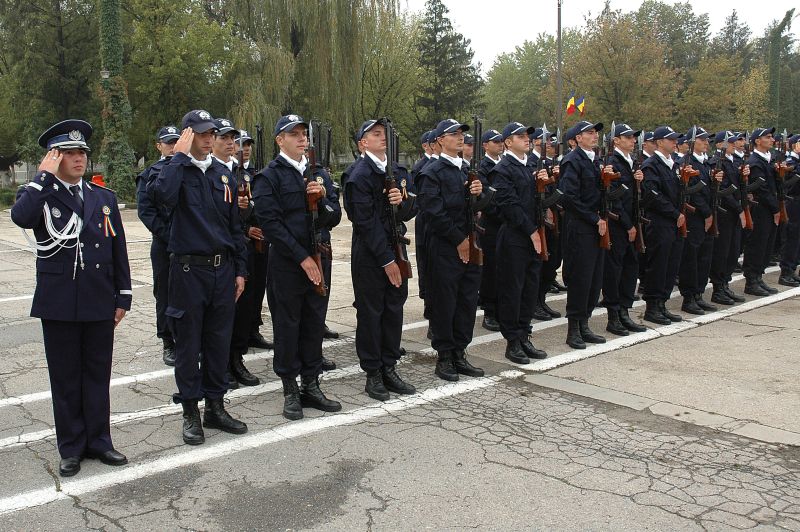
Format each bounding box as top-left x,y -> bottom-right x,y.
39,149 -> 63,174
387,188 -> 402,205
234,275 -> 245,301
174,128 -> 195,155
301,256 -> 322,285
468,178 -> 482,196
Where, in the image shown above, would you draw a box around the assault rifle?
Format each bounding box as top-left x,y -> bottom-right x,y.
775,128 -> 797,225
632,130 -> 648,253
304,120 -> 329,296
384,119 -> 413,279
466,116 -> 484,265
678,126 -> 701,238
599,122 -> 622,249
739,135 -> 754,231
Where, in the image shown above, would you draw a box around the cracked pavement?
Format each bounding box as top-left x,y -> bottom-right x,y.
0,209 -> 798,530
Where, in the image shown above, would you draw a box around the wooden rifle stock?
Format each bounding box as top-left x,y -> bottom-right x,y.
678,164 -> 700,238
304,125 -> 328,297
775,162 -> 794,224
384,175 -> 413,279
466,172 -> 483,265
535,175 -> 554,261
599,168 -> 621,250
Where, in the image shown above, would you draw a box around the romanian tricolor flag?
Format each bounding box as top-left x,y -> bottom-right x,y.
566,90 -> 576,115
576,95 -> 586,116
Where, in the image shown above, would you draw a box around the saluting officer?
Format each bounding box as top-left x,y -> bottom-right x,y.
11,120 -> 131,477
345,119 -> 417,400
743,127 -> 782,296
252,115 -> 342,420
491,122 -> 548,364
136,125 -> 179,366
149,110 -> 249,445
419,119 -> 486,381
602,123 -> 647,335
477,129 -> 504,332
557,120 -> 608,349
641,126 -> 685,325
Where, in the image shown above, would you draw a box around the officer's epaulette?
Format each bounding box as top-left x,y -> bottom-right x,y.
88,182 -> 116,194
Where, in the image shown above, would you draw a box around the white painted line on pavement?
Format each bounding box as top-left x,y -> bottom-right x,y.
0,370 -> 523,516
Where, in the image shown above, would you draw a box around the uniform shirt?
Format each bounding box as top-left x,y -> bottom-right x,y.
557,147 -> 602,229
491,153 -> 539,247
642,152 -> 682,222
419,156 -> 472,248
747,151 -> 779,214
345,156 -> 417,268
251,155 -> 340,270
149,151 -> 247,277
136,156 -> 172,242
11,171 -> 132,321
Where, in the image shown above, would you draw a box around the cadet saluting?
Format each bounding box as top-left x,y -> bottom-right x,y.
11,120 -> 131,477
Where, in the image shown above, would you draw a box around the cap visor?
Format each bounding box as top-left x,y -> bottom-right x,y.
191,121 -> 217,133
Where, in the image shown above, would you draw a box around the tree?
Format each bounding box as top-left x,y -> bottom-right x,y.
708,10 -> 752,69
634,1 -> 710,77
765,9 -> 795,123
734,64 -> 770,129
414,0 -> 483,130
677,55 -> 740,131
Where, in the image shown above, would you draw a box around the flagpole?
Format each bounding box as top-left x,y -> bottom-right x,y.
556,0 -> 563,134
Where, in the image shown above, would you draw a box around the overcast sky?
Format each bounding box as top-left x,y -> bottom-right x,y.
403,0 -> 797,73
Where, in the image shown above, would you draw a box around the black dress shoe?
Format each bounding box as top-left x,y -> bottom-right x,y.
365,371 -> 390,401
520,337 -> 547,359
87,449 -> 128,466
710,286 -> 735,305
659,301 -> 682,322
322,325 -> 340,339
579,319 -> 606,343
321,356 -> 337,371
744,280 -> 769,296
300,375 -> 342,412
481,315 -> 501,331
619,308 -> 647,332
59,457 -> 81,477
281,378 -> 303,420
381,365 -> 416,395
723,283 -> 745,302
162,342 -> 176,367
230,354 -> 260,386
540,300 -> 561,318
248,332 -> 274,350
504,340 -> 530,364
681,296 -> 704,315
531,306 -> 553,321
435,351 -> 459,381
453,349 -> 485,376
203,398 -> 248,434
643,301 -> 670,325
758,277 -> 778,294
694,294 -> 717,312
566,319 -> 585,349
779,273 -> 800,287
182,401 -> 205,445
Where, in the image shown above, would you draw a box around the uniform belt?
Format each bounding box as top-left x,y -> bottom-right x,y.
172,252 -> 228,267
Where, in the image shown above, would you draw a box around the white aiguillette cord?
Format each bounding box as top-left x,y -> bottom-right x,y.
21,201 -> 84,279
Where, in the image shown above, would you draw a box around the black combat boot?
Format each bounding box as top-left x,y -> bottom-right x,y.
757,276 -> 778,294
381,365 -> 416,395
694,293 -> 717,311
659,300 -> 683,322
162,339 -> 176,366
531,304 -> 553,321
579,319 -> 606,343
452,349 -> 485,377
681,295 -> 704,315
643,300 -> 670,325
365,370 -> 390,401
300,375 -> 342,412
540,298 -> 562,318
230,353 -> 260,386
481,315 -> 501,331
618,307 -> 647,332
520,337 -> 547,359
322,324 -> 340,339
203,398 -> 248,434
281,377 -> 303,420
566,318 -> 585,349
181,401 -> 205,445
779,269 -> 800,287
504,339 -> 529,365
711,285 -> 735,305
435,351 -> 459,381
321,356 -> 337,371
744,277 -> 769,296
723,283 -> 745,302
605,309 -> 629,336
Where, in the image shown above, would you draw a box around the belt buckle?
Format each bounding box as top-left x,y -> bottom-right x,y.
213,254 -> 221,267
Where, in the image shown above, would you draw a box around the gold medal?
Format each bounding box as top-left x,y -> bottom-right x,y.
221,175 -> 229,184
102,205 -> 111,215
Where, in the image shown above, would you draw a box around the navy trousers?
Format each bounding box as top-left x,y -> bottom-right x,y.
602,221 -> 639,310
496,227 -> 541,341
150,237 -> 172,343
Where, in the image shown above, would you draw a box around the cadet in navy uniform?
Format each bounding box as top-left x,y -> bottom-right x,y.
477,129 -> 504,332
602,123 -> 647,335
741,128 -> 782,295
780,134 -> 800,285
414,130 -> 437,336
557,120 -> 608,349
679,126 -> 723,315
252,115 -> 342,420
410,131 -> 433,189
136,125 -> 179,365
709,131 -> 749,304
641,126 -> 685,325
11,120 -> 131,477
345,119 -> 417,400
419,118 -> 485,381
149,110 -> 249,445
491,122 -> 548,364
